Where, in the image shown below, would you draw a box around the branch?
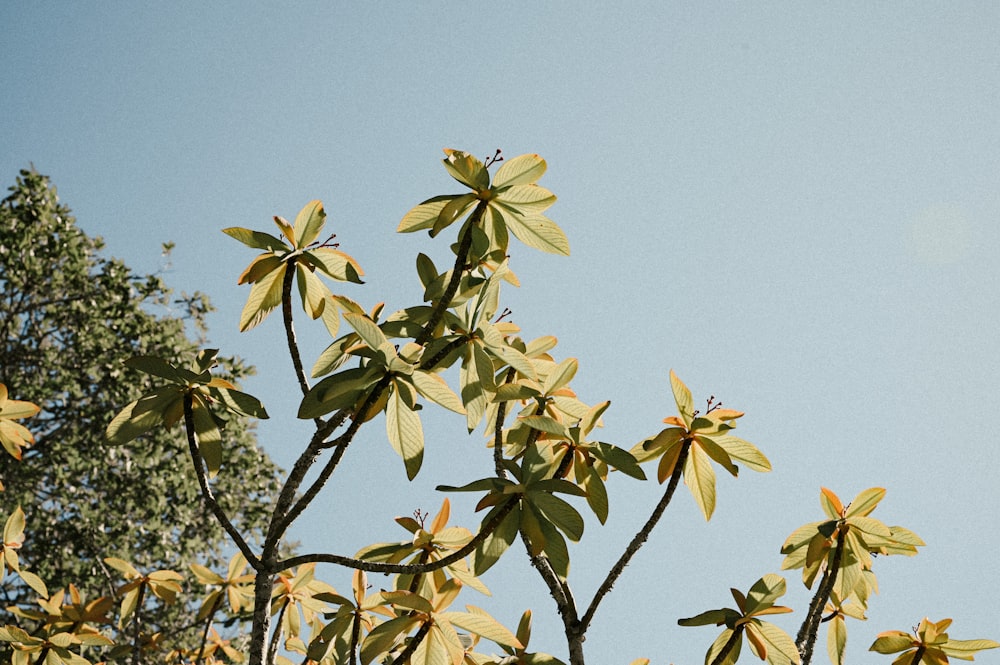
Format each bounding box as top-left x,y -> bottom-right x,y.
796,526 -> 848,665
493,368 -> 517,479
710,626 -> 744,665
280,259 -> 315,405
275,497 -> 518,574
578,440 -> 692,634
183,394 -> 261,569
413,201 -> 486,348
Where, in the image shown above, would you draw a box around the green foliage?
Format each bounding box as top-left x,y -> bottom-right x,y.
680,574 -> 799,665
870,618 -> 999,665
0,154 -> 993,665
0,169 -> 284,650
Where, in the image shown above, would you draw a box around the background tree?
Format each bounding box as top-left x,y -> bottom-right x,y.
0,169 -> 285,646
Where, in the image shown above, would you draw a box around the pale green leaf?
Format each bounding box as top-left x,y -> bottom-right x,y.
386,380 -> 424,480
500,213 -> 570,256
410,370 -> 465,415
293,200 -> 326,248
828,615 -> 847,665
443,610 -> 523,649
398,196 -> 456,233
239,263 -> 286,332
845,487 -> 886,518
492,153 -> 547,188
222,227 -> 288,251
685,444 -> 717,520
442,149 -> 489,190
669,370 -> 695,426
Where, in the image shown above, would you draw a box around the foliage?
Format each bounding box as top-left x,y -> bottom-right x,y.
0,154 -> 995,665
870,618 -> 999,665
0,170 -> 284,648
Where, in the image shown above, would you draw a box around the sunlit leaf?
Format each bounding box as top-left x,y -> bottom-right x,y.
492,153 -> 547,188
386,379 -> 424,480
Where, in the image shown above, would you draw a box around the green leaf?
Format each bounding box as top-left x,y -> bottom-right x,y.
293,200 -> 326,248
587,442 -> 646,480
442,149 -> 490,190
744,574 -> 787,615
123,356 -> 181,383
940,639 -> 1000,658
685,444 -> 717,520
343,312 -> 390,353
828,615 -> 847,665
713,435 -> 772,472
705,628 -> 741,665
528,492 -> 584,542
519,415 -> 570,438
494,185 -> 557,216
542,358 -> 578,395
432,192 -> 478,238
239,263 -> 286,332
492,153 -> 547,188
212,387 -> 268,419
474,505 -> 519,576
670,370 -> 695,427
870,633 -> 916,654
751,620 -> 800,665
500,212 -> 570,256
296,264 -> 330,319
302,247 -> 365,284
678,609 -> 740,627
222,226 -> 289,251
17,568 -> 47,598
410,370 -> 465,415
398,195 -> 456,233
580,465 -> 610,523
386,380 -> 424,480
105,388 -> 179,444
443,610 -> 523,649
845,487 -> 886,518
298,366 -> 381,419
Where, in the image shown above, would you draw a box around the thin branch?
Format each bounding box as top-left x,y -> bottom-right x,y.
796,526 -> 847,665
390,621 -> 431,665
710,626 -> 744,665
267,600 -> 287,665
413,201 -> 487,348
183,394 -> 261,569
578,440 -> 692,634
493,368 -> 517,479
280,259 -> 314,404
276,497 -> 518,574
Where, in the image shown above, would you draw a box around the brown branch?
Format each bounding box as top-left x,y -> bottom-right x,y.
183,394 -> 261,569
796,526 -> 848,665
276,497 -> 518,574
710,626 -> 744,665
280,259 -> 314,404
578,440 -> 692,634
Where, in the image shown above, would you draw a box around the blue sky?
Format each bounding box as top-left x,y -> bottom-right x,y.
3,4 -> 999,664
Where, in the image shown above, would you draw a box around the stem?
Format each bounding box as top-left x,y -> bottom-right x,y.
578,440 -> 692,634
390,621 -> 432,665
195,593 -> 224,665
130,582 -> 147,665
796,526 -> 847,665
710,627 -> 744,665
277,497 -> 518,574
183,395 -> 261,569
280,260 -> 314,404
267,601 -> 287,665
248,567 -> 275,665
493,368 -> 517,479
349,610 -> 361,665
413,201 -> 487,348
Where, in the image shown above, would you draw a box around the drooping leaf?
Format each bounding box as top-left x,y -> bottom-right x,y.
386,380 -> 424,480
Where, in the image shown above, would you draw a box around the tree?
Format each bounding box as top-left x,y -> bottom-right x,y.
1,153 -> 996,665
0,169 -> 284,648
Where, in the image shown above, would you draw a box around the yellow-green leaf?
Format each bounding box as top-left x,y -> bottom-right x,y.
685,444 -> 717,520
293,200 -> 326,248
386,381 -> 424,480
492,153 -> 547,189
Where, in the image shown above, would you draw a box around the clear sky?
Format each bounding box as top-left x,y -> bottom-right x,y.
3,4 -> 999,664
